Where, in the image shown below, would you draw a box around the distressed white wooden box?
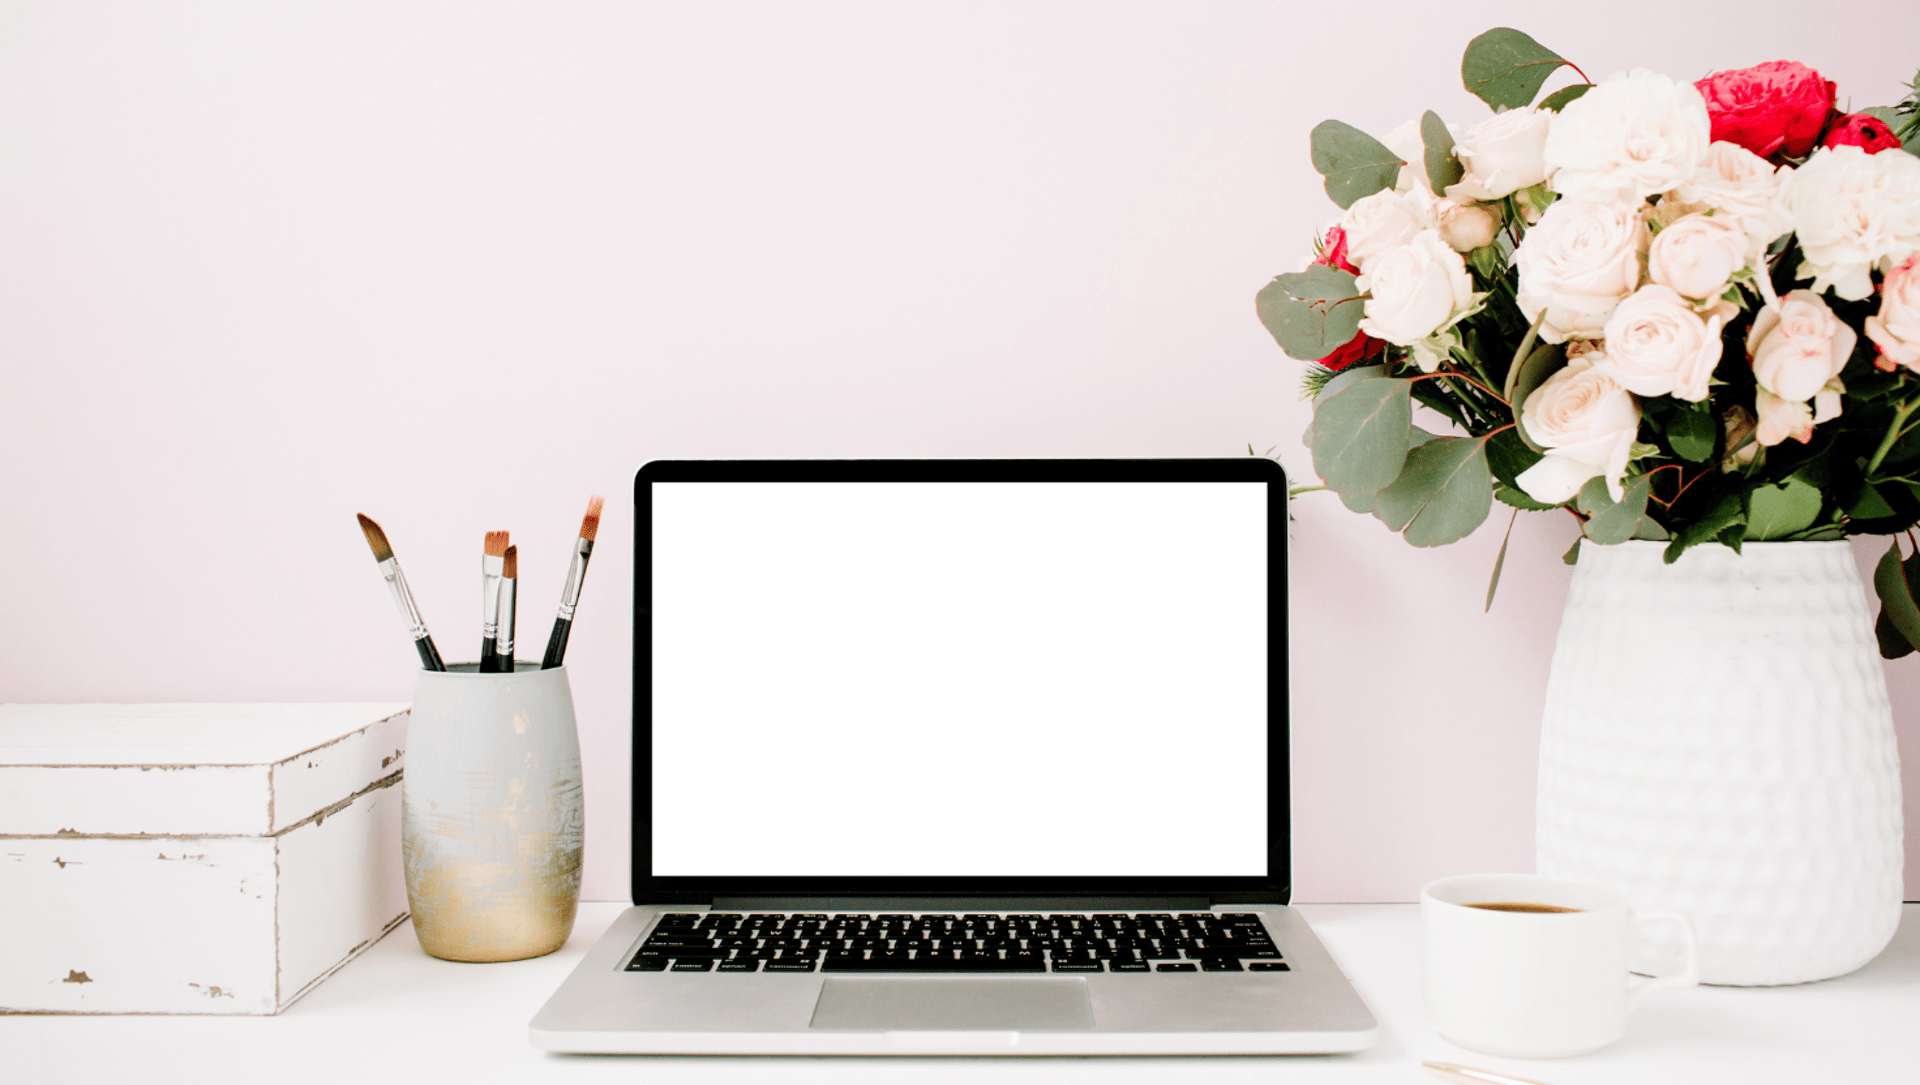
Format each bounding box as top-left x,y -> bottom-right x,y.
0,703 -> 411,1015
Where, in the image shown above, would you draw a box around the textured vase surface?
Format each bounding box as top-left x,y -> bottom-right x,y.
1537,540 -> 1902,986
403,663 -> 584,962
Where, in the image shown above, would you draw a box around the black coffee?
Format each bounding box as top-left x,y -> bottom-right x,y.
1468,901 -> 1581,914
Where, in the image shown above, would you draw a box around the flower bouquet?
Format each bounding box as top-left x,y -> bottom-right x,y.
1262,28 -> 1920,649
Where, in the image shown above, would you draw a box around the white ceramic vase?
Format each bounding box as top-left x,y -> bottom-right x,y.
1536,540 -> 1903,986
402,663 -> 584,962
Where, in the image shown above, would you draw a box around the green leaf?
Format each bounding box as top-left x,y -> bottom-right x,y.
1877,608 -> 1915,659
1508,341 -> 1562,453
1579,475 -> 1652,545
1485,509 -> 1519,612
1309,120 -> 1404,209
1372,436 -> 1495,547
1496,483 -> 1557,511
1309,372 -> 1414,494
1421,110 -> 1463,196
1562,537 -> 1582,565
1461,28 -> 1572,112
1631,518 -> 1671,541
1873,539 -> 1920,658
1666,407 -> 1716,463
1860,107 -> 1919,156
1663,492 -> 1745,563
1850,483 -> 1897,520
1257,264 -> 1367,362
1746,477 -> 1822,540
1339,490 -> 1377,514
1538,83 -> 1591,113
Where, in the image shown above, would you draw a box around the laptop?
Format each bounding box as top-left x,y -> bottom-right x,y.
529,458 -> 1378,1055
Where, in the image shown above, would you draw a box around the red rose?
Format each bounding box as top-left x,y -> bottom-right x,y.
1822,112 -> 1906,155
1695,60 -> 1836,160
1310,227 -> 1383,370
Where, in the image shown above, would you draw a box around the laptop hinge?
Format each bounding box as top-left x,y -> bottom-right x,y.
709,896 -> 1213,911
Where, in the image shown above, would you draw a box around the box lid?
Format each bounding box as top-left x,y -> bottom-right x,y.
0,704 -> 410,837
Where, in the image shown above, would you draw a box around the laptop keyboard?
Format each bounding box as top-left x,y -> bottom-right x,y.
624,912 -> 1289,974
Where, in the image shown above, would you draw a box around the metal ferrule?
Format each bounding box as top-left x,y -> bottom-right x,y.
556,539 -> 593,621
498,578 -> 517,657
379,558 -> 431,640
481,569 -> 503,640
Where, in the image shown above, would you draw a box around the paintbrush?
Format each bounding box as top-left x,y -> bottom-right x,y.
479,529 -> 510,672
542,496 -> 604,669
497,544 -> 519,673
356,513 -> 447,671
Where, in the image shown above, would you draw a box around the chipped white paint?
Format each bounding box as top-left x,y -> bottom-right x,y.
403,665 -> 582,963
0,704 -> 412,1014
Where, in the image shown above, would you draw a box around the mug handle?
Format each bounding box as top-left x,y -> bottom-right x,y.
1626,908 -> 1701,1006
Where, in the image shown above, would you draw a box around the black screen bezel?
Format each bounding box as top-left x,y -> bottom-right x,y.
630,458 -> 1290,906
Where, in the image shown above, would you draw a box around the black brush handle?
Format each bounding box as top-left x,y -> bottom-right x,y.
415,636 -> 446,672
479,636 -> 499,672
542,618 -> 571,669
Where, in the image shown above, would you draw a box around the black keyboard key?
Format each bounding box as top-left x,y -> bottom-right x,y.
1156,962 -> 1198,972
1249,961 -> 1291,971
671,959 -> 715,972
1109,959 -> 1151,972
823,952 -> 1045,972
656,913 -> 698,926
1200,957 -> 1243,972
765,957 -> 817,972
1051,959 -> 1102,972
626,955 -> 670,971
716,958 -> 760,972
647,944 -> 727,958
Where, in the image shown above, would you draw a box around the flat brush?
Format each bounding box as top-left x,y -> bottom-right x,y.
497,545 -> 519,673
542,495 -> 604,669
478,529 -> 509,672
356,513 -> 446,671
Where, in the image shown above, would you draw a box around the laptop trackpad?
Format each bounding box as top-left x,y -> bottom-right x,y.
810,977 -> 1094,1031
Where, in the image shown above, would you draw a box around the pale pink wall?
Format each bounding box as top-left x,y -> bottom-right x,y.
2,2 -> 1917,902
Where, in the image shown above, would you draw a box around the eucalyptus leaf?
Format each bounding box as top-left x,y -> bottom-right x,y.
1310,120 -> 1404,209
1485,510 -> 1519,612
1580,474 -> 1652,545
1496,484 -> 1558,512
1666,407 -> 1716,463
1850,483 -> 1897,520
1562,537 -> 1582,565
1461,28 -> 1572,112
1372,436 -> 1495,547
1746,477 -> 1822,540
1631,518 -> 1671,541
1873,539 -> 1920,658
1340,490 -> 1378,514
1877,608 -> 1915,660
1538,84 -> 1592,112
1309,373 -> 1414,494
1421,110 -> 1463,196
1257,264 -> 1367,361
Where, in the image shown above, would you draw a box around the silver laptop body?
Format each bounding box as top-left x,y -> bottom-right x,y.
530,459 -> 1378,1055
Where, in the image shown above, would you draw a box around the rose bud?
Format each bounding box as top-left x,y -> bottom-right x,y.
1821,112 -> 1905,155
1649,213 -> 1750,301
1695,60 -> 1836,159
1439,201 -> 1502,253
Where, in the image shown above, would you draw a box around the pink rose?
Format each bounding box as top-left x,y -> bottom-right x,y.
1867,258 -> 1920,373
1749,290 -> 1856,400
1695,60 -> 1835,160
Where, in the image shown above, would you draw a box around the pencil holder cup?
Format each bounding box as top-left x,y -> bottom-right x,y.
402,662 -> 584,962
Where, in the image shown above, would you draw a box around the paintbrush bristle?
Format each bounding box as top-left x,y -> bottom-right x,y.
503,545 -> 518,578
580,495 -> 605,542
485,530 -> 509,558
357,513 -> 394,563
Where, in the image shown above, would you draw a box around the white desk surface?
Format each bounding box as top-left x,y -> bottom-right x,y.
10,902 -> 1919,1085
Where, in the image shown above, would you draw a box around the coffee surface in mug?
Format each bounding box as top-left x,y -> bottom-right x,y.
1467,902 -> 1582,914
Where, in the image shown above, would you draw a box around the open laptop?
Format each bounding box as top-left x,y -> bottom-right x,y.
530,458 -> 1377,1055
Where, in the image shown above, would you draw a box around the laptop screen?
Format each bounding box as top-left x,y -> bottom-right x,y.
633,460 -> 1289,903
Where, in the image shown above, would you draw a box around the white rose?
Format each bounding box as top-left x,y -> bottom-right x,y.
1753,386 -> 1840,447
1382,118 -> 1433,194
1749,289 -> 1857,403
1514,199 -> 1645,343
1596,285 -> 1723,402
1867,257 -> 1920,372
1438,200 -> 1502,252
1515,353 -> 1642,504
1339,187 -> 1437,269
1648,213 -> 1749,300
1355,230 -> 1475,347
1673,142 -> 1794,259
1447,107 -> 1553,201
1543,70 -> 1711,205
1789,145 -> 1920,301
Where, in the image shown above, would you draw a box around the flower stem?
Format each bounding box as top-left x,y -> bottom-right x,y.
1867,400 -> 1920,477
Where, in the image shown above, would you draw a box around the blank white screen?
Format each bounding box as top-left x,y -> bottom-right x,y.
650,481 -> 1268,877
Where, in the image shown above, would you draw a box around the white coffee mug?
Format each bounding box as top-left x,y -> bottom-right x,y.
1422,873 -> 1700,1058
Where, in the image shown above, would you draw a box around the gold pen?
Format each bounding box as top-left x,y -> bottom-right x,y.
1424,1062 -> 1557,1085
